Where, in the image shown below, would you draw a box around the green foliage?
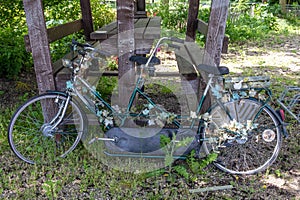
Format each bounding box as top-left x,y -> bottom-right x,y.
91,0 -> 116,30
96,76 -> 118,101
187,151 -> 217,175
0,0 -> 115,79
155,1 -> 188,33
226,4 -> 280,43
0,27 -> 31,79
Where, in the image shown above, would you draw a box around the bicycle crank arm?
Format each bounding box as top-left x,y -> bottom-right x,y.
88,137 -> 117,144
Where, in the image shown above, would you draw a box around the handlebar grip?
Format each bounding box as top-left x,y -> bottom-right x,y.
170,37 -> 184,43
72,39 -> 92,48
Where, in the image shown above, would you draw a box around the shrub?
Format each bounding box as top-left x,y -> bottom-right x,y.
226,3 -> 279,43
0,0 -> 116,79
0,27 -> 31,79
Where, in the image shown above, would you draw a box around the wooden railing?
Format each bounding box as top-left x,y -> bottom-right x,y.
24,20 -> 84,52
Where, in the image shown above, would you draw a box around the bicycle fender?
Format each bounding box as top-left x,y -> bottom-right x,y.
45,90 -> 68,96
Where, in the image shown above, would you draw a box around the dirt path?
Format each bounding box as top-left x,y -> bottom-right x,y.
221,34 -> 300,73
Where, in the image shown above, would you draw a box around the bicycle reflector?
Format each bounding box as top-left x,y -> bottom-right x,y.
276,109 -> 285,121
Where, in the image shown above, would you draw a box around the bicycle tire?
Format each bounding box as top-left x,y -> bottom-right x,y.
203,98 -> 282,175
8,93 -> 86,164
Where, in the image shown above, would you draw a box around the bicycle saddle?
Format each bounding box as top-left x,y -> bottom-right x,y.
197,64 -> 229,75
129,55 -> 161,65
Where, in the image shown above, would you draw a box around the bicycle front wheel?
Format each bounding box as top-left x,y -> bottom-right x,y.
203,98 -> 282,175
8,93 -> 85,164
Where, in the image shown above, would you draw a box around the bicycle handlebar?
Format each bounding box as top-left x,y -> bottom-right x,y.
71,39 -> 111,57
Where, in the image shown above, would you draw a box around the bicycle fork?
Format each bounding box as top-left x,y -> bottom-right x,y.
41,95 -> 71,138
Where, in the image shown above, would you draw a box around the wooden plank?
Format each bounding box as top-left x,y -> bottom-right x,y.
134,18 -> 150,39
186,0 -> 200,41
197,19 -> 228,54
48,20 -> 83,43
25,20 -> 83,52
91,17 -> 161,40
135,39 -> 153,54
90,21 -> 118,40
80,0 -> 94,40
197,19 -> 208,35
23,0 -> 55,94
144,17 -> 161,39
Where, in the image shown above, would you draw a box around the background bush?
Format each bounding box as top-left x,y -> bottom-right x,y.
0,0 -> 115,79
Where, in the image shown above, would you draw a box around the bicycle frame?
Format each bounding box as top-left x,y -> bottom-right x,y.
69,70 -> 215,130
56,37 -> 288,147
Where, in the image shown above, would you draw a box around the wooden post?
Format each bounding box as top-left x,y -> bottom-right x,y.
116,0 -> 135,108
204,0 -> 230,67
201,0 -> 229,113
80,0 -> 94,41
135,0 -> 147,18
23,0 -> 55,94
186,0 -> 200,42
179,0 -> 200,109
279,0 -> 287,14
23,0 -> 56,122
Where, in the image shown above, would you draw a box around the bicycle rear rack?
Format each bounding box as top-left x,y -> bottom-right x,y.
277,86 -> 300,123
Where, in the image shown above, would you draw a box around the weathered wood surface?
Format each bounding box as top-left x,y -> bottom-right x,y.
175,42 -> 207,111
24,20 -> 83,52
23,0 -> 55,94
90,17 -> 161,40
116,0 -> 135,107
186,0 -> 200,42
80,0 -> 94,40
197,19 -> 228,54
90,17 -> 161,55
204,0 -> 230,67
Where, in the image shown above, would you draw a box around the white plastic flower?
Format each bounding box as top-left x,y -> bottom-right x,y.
148,119 -> 155,126
142,109 -> 149,115
190,111 -> 197,119
112,105 -> 121,113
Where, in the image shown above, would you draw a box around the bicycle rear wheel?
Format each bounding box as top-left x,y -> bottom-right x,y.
203,98 -> 282,175
8,93 -> 85,164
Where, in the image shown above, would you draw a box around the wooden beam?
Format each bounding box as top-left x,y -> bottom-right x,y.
135,0 -> 147,18
23,0 -> 55,94
197,19 -> 208,36
47,20 -> 83,43
24,20 -> 84,52
204,0 -> 230,67
186,0 -> 200,42
80,0 -> 94,40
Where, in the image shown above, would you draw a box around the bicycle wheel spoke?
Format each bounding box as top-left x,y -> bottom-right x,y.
204,99 -> 282,174
8,93 -> 85,164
